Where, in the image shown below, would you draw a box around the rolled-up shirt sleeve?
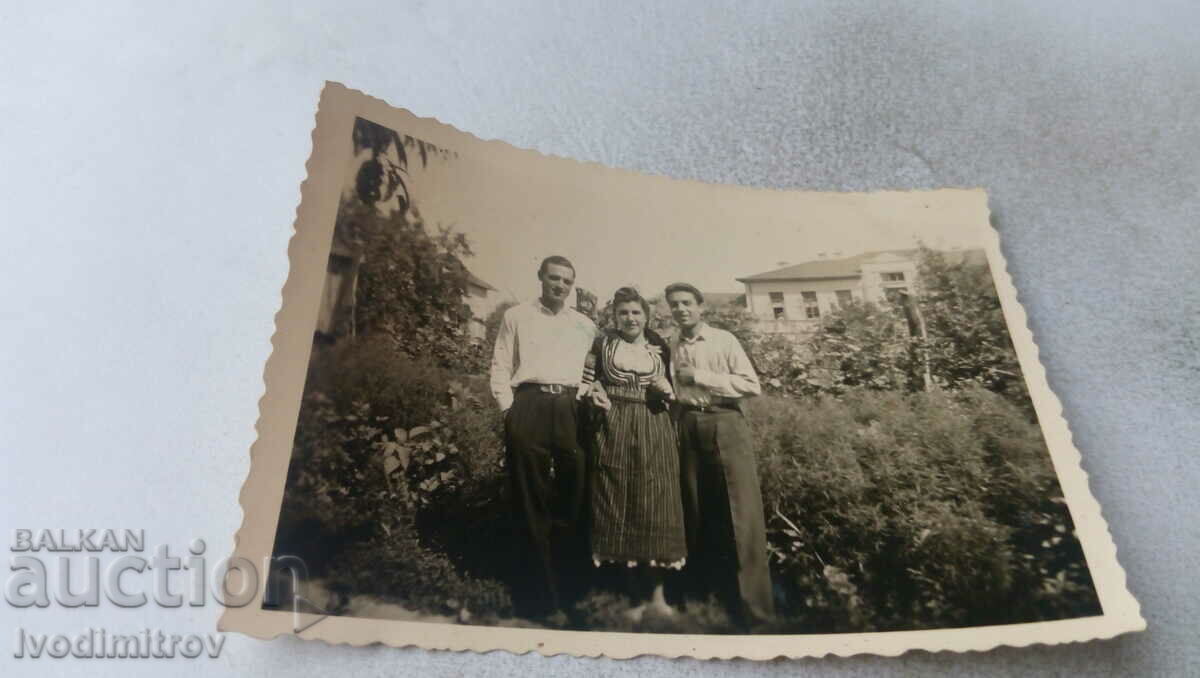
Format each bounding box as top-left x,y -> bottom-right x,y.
489,309 -> 517,411
693,333 -> 761,398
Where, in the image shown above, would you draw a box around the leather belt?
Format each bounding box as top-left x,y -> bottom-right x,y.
516,382 -> 577,395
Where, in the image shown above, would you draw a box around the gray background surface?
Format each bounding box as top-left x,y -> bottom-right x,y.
1,1 -> 1196,675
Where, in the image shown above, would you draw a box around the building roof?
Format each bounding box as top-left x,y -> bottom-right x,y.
465,270 -> 497,291
736,248 -> 986,282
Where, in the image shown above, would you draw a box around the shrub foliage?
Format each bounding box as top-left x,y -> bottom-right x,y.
750,388 -> 1098,631
273,335 -> 1099,631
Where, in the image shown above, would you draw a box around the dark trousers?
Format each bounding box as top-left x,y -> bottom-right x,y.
678,408 -> 775,627
504,388 -> 589,618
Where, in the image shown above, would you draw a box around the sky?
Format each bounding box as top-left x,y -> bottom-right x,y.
345,126 -> 991,305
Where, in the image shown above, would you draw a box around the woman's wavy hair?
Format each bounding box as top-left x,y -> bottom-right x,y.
609,286 -> 667,344
610,286 -> 651,318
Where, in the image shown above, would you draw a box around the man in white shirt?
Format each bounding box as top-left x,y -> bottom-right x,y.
489,255 -> 597,621
665,282 -> 775,628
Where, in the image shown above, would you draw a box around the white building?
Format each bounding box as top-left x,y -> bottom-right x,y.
464,271 -> 499,341
736,249 -> 986,336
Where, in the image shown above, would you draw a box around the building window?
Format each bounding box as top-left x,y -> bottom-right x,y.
884,286 -> 909,304
769,291 -> 785,319
327,254 -> 353,274
881,271 -> 905,282
836,289 -> 853,308
801,291 -> 820,319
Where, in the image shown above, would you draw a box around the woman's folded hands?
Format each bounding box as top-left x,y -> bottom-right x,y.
649,375 -> 674,400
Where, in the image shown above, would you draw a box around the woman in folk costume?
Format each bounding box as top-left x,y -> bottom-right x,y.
582,286 -> 687,621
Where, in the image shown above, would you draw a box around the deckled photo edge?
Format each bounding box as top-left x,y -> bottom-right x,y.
976,214 -> 1144,630
219,81 -> 1143,660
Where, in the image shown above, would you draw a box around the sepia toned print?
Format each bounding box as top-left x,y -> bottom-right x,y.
219,82 -> 1143,659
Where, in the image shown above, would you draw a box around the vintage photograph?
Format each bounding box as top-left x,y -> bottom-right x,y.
221,84 -> 1142,659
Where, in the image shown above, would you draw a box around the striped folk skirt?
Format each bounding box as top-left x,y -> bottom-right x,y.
590,387 -> 687,567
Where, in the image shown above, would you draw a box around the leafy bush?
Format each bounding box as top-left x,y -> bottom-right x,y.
915,247 -> 1028,402
807,300 -> 924,394
330,517 -> 512,620
749,387 -> 1100,630
334,197 -> 482,370
274,331 -> 1098,631
273,336 -> 510,617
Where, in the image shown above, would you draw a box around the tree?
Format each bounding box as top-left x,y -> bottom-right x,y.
914,247 -> 1028,405
352,117 -> 411,211
329,118 -> 477,368
350,116 -> 458,213
337,199 -> 475,365
806,299 -> 921,393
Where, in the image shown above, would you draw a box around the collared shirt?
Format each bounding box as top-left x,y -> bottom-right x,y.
489,298 -> 598,411
669,322 -> 761,408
